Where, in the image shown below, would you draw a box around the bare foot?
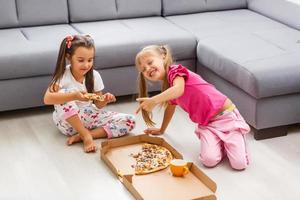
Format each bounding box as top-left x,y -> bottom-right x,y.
66,134 -> 82,145
82,134 -> 97,153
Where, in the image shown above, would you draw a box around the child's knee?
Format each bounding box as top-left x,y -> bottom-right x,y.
107,126 -> 128,138
199,153 -> 222,168
54,102 -> 79,120
105,114 -> 136,138
126,114 -> 136,131
64,109 -> 80,121
117,114 -> 136,131
230,157 -> 249,170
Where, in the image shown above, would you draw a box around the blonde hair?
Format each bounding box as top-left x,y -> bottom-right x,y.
135,45 -> 174,126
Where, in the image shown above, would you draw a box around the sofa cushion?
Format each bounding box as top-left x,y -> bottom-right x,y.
248,0 -> 300,30
16,0 -> 69,27
117,0 -> 161,19
69,0 -> 161,23
68,0 -> 117,22
0,0 -> 18,28
165,9 -> 300,98
162,0 -> 247,16
72,17 -> 196,70
166,9 -> 300,98
196,29 -> 300,98
206,0 -> 248,11
21,24 -> 78,44
241,50 -> 300,98
163,0 -> 206,16
0,25 -> 79,80
253,27 -> 300,51
166,9 -> 286,39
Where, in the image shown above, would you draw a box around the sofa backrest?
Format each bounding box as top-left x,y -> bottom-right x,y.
162,0 -> 247,16
17,0 -> 69,27
68,0 -> 162,23
0,0 -> 19,29
0,0 -> 69,28
248,0 -> 300,30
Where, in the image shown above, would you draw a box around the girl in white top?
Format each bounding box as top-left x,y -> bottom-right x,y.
44,35 -> 135,153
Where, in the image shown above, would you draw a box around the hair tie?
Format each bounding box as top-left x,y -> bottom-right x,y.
160,45 -> 167,54
66,35 -> 74,49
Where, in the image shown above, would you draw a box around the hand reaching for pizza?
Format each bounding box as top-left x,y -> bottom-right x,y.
144,127 -> 164,135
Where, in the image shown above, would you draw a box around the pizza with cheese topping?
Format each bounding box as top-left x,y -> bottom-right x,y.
83,93 -> 105,101
130,143 -> 173,175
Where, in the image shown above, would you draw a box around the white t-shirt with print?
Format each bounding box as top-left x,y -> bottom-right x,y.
59,65 -> 104,107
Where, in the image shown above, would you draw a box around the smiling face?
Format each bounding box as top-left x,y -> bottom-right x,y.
137,52 -> 166,81
68,46 -> 94,82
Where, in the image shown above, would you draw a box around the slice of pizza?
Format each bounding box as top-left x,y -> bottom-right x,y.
130,143 -> 173,175
83,93 -> 105,101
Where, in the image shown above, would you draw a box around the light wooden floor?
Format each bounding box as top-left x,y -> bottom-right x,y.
1,97 -> 300,200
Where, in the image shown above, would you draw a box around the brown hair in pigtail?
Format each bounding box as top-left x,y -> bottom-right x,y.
84,66 -> 94,93
49,35 -> 95,93
135,45 -> 174,126
81,35 -> 95,93
49,37 -> 68,92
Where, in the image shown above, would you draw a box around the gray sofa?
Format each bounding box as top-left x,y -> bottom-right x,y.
0,0 -> 299,140
163,0 -> 300,139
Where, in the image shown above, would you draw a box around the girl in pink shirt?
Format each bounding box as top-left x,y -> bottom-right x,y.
135,45 -> 250,170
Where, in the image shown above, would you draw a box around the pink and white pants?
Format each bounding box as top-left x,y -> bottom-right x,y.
52,100 -> 135,139
195,108 -> 250,170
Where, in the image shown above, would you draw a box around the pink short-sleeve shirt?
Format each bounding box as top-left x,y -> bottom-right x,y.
167,64 -> 227,126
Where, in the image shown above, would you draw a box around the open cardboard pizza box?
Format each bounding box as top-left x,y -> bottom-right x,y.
101,134 -> 217,200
